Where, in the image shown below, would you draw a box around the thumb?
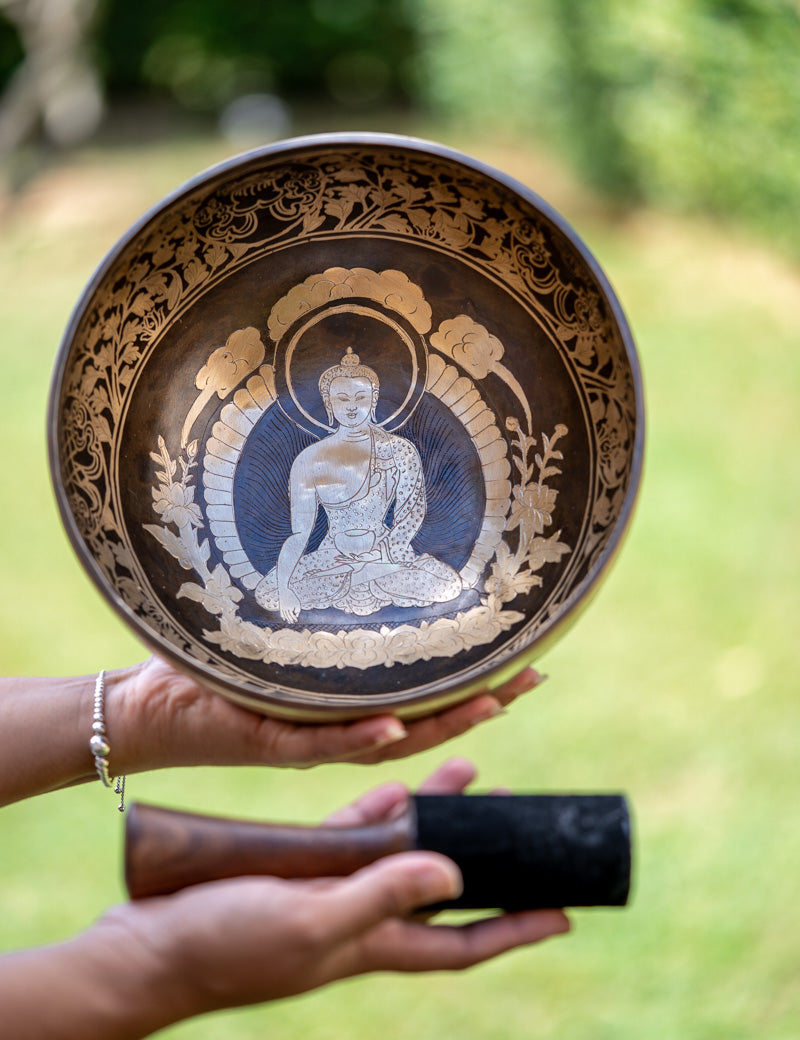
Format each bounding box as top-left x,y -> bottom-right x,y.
318,852 -> 463,942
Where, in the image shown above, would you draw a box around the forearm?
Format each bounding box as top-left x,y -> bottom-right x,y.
0,915 -> 186,1040
0,673 -> 105,805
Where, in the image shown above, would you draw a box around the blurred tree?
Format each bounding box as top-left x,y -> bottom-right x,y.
409,0 -> 800,256
93,0 -> 416,112
0,0 -> 103,158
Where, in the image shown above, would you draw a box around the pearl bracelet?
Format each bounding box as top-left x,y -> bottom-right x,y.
90,669 -> 126,812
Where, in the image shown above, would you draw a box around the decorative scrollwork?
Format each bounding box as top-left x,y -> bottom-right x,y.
53,140 -> 637,689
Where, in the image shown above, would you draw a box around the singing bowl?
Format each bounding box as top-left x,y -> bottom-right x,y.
48,133 -> 644,721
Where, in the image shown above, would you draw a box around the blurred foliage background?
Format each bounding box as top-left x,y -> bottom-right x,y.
1,1 -> 799,1038
2,0 -> 798,255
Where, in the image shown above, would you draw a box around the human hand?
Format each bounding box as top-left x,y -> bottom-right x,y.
323,754 -> 483,827
112,764 -> 564,1024
108,656 -> 546,775
1,761 -> 567,1039
94,842 -> 568,1031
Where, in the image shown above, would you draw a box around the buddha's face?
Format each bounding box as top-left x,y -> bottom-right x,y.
326,375 -> 377,429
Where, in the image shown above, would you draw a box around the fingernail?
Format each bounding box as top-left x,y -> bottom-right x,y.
369,718 -> 407,748
469,703 -> 507,727
421,860 -> 463,902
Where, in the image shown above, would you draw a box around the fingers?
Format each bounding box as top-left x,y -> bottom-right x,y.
324,780 -> 409,826
323,756 -> 478,826
130,658 -> 546,772
263,714 -> 408,768
364,909 -> 571,973
315,852 -> 464,945
415,756 -> 477,794
324,753 -> 480,829
349,695 -> 505,765
490,666 -> 546,707
348,667 -> 546,766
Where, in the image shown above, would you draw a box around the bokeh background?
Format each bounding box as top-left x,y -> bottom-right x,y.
1,1 -> 799,1037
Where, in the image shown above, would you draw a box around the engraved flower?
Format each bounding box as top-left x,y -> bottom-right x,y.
342,629 -> 385,669
484,569 -> 542,604
272,169 -> 324,218
178,570 -> 242,618
152,482 -> 202,529
568,289 -> 606,365
195,196 -> 226,228
63,399 -> 93,453
484,542 -> 542,604
267,628 -> 319,666
514,220 -> 550,264
384,624 -> 426,665
209,616 -> 266,660
592,397 -> 630,487
285,169 -> 322,196
204,568 -> 243,606
508,483 -> 558,538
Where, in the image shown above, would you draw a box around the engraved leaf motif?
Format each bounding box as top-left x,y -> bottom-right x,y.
117,366 -> 136,392
176,240 -> 199,265
428,182 -> 457,206
94,342 -> 115,370
298,211 -> 325,233
177,566 -> 242,614
430,209 -> 471,248
144,271 -> 182,311
479,217 -> 507,245
129,290 -> 153,317
324,197 -> 355,224
143,524 -> 195,569
484,541 -> 543,602
525,531 -> 572,572
118,342 -> 140,367
204,242 -> 228,270
118,318 -> 143,348
393,182 -> 428,207
406,208 -> 432,233
336,166 -> 369,183
459,195 -> 485,220
150,435 -> 176,478
205,617 -> 270,659
377,213 -> 411,235
183,257 -> 209,289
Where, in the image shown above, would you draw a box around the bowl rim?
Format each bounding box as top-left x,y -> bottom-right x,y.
47,131 -> 645,719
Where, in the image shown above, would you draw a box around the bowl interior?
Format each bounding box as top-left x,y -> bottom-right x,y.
50,134 -> 643,720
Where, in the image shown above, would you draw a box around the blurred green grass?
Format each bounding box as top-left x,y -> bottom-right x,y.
1,120 -> 799,1038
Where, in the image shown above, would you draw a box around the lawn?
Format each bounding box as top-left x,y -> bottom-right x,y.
1,113 -> 799,1038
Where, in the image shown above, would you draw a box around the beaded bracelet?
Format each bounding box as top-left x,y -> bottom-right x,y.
90,669 -> 126,812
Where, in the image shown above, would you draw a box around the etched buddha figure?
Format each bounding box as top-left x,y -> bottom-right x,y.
255,348 -> 463,621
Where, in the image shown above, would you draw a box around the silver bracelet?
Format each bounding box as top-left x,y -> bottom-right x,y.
90,669 -> 126,812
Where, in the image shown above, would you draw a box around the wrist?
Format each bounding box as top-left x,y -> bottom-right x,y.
102,661 -> 166,776
0,911 -> 188,1040
78,905 -> 196,1038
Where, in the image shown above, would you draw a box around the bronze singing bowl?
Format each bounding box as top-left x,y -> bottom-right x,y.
48,133 -> 644,721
